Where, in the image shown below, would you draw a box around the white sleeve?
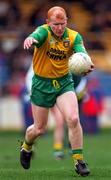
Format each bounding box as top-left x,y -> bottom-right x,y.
75,78 -> 87,95
26,64 -> 34,93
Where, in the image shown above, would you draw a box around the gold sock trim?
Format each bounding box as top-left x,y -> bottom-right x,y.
53,143 -> 63,150
72,154 -> 83,161
22,141 -> 32,151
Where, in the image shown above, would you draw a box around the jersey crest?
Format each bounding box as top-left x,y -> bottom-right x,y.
63,39 -> 70,48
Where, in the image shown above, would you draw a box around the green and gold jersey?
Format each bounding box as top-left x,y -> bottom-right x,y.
29,24 -> 87,78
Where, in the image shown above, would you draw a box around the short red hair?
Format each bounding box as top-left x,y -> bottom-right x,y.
47,6 -> 67,20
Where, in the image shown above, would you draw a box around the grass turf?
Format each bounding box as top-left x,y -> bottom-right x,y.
0,130 -> 111,180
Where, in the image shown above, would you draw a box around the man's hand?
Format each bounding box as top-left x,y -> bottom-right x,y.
82,65 -> 94,76
23,37 -> 38,49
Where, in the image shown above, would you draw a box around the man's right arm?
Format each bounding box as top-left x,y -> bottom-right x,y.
23,26 -> 48,49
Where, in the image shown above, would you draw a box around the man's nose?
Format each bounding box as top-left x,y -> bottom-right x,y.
58,25 -> 62,30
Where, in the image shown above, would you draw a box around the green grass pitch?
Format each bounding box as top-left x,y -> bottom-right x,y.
0,130 -> 111,180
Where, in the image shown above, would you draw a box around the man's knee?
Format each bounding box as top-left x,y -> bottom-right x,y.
67,115 -> 79,128
36,128 -> 45,136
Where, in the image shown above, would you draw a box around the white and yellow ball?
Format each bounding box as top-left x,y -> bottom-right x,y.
68,52 -> 94,75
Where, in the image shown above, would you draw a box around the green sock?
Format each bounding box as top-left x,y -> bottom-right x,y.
72,149 -> 83,163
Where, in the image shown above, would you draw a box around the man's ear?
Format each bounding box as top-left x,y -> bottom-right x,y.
46,19 -> 49,24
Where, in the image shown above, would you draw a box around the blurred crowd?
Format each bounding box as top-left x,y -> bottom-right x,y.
0,0 -> 111,98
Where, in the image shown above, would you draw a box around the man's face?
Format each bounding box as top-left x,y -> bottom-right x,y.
47,16 -> 67,37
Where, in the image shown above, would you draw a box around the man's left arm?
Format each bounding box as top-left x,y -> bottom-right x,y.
73,33 -> 94,75
73,33 -> 87,54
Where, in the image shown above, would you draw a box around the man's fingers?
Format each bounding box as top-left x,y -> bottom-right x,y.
23,38 -> 38,49
24,39 -> 31,49
33,39 -> 38,43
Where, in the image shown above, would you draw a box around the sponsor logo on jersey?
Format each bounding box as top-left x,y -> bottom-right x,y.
46,48 -> 67,60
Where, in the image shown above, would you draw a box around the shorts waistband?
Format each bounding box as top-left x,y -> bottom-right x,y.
34,73 -> 70,81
